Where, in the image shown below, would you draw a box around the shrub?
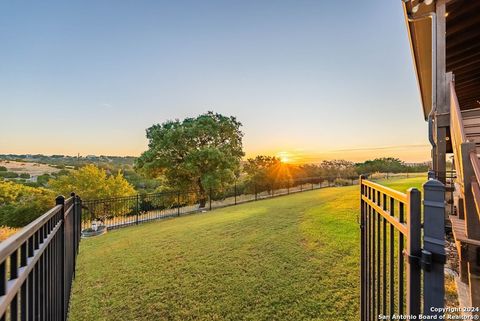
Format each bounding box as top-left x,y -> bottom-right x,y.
19,173 -> 30,179
0,180 -> 55,227
0,172 -> 19,178
0,226 -> 19,241
0,166 -> 7,172
37,174 -> 50,186
334,178 -> 351,186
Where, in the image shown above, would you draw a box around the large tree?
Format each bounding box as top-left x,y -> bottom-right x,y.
136,112 -> 244,207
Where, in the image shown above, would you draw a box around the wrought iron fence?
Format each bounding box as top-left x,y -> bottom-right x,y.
82,176 -> 359,231
0,193 -> 82,321
360,176 -> 446,320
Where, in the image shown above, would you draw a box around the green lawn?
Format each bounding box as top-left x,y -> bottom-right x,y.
69,176 -> 426,321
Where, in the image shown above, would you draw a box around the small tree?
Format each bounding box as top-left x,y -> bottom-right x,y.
243,156 -> 295,192
136,112 -> 244,207
49,164 -> 136,200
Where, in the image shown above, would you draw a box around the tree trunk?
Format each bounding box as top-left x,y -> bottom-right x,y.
198,179 -> 207,208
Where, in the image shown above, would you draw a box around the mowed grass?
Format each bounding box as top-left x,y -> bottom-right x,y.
69,176 -> 426,321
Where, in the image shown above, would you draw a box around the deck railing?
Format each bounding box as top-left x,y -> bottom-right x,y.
450,81 -> 467,188
360,177 -> 445,320
449,80 -> 480,310
0,194 -> 82,321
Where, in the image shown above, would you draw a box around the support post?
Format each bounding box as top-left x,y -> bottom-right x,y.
422,179 -> 446,316
468,257 -> 480,313
461,142 -> 480,312
461,142 -> 480,240
406,188 -> 422,317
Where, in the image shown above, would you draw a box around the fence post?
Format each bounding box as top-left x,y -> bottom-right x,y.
71,193 -> 77,279
56,195 -> 66,320
359,175 -> 366,321
406,188 -> 421,317
255,185 -> 257,201
422,179 -> 445,317
136,194 -> 140,225
287,182 -> 290,195
177,192 -> 180,216
77,196 -> 82,254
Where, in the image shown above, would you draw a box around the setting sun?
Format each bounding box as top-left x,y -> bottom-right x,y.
277,152 -> 290,163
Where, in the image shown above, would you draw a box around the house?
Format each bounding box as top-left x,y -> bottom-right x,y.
402,0 -> 480,310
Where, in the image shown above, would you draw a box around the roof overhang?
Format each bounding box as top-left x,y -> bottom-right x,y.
402,0 -> 436,120
403,0 -> 480,119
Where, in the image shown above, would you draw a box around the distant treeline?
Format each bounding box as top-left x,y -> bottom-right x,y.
0,154 -> 136,169
355,157 -> 429,175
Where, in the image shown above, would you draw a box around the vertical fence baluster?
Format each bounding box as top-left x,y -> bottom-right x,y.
389,197 -> 395,318
136,195 -> 140,225
0,259 -> 6,321
406,188 -> 421,316
398,202 -> 404,316
382,193 -> 387,316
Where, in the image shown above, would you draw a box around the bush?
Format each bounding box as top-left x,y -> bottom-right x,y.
37,174 -> 50,186
0,166 -> 7,172
0,226 -> 19,241
0,172 -> 19,178
334,178 -> 351,186
0,180 -> 55,227
19,173 -> 30,179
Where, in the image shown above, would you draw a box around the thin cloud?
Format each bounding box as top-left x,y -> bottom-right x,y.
329,144 -> 430,153
100,103 -> 113,109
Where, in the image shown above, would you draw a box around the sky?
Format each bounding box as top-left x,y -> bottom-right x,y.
0,1 -> 430,163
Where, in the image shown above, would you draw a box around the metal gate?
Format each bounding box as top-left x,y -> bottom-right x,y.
360,176 -> 446,320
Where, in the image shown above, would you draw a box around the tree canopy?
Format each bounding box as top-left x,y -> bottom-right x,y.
355,157 -> 428,175
0,180 -> 55,227
136,112 -> 244,207
49,164 -> 135,200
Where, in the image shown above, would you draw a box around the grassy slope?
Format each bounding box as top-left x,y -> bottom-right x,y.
69,176 -> 426,321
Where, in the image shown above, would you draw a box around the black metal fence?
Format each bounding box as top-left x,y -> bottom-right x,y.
81,176 -> 358,231
0,193 -> 82,321
360,176 -> 446,320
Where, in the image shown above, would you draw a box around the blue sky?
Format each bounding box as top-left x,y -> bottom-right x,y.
0,1 -> 429,162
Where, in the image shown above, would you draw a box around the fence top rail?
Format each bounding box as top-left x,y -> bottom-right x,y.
450,81 -> 467,144
361,194 -> 408,235
83,190 -> 200,203
0,204 -> 61,260
361,179 -> 408,203
82,175 -> 353,203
